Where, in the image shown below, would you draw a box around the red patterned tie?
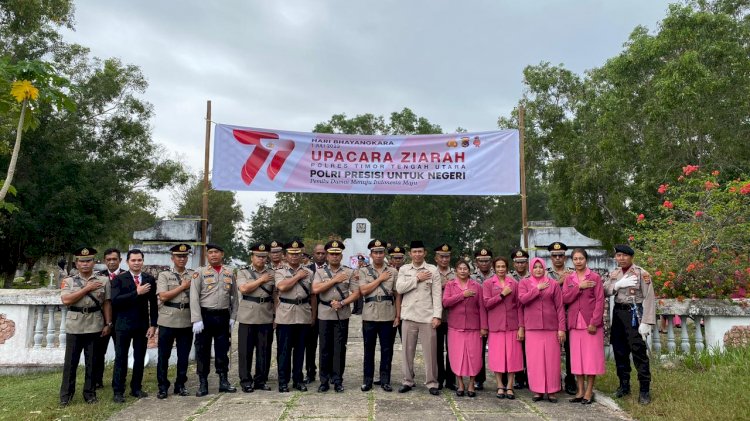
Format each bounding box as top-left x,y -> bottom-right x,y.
109,272 -> 115,280
134,275 -> 140,286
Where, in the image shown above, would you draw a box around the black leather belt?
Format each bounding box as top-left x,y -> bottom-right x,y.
614,302 -> 642,310
365,295 -> 393,303
200,307 -> 229,314
68,306 -> 100,314
243,295 -> 272,304
280,297 -> 310,305
319,299 -> 332,307
164,301 -> 189,310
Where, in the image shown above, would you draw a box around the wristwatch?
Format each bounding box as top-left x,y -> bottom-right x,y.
106,322 -> 113,327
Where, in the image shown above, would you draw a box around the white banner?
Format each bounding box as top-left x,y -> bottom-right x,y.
212,124 -> 520,195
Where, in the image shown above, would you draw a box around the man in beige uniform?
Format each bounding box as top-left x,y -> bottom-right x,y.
269,240 -> 284,271
59,247 -> 113,406
236,243 -> 275,392
359,239 -> 400,392
190,243 -> 239,396
275,240 -> 315,392
605,244 -> 655,405
434,243 -> 456,391
156,244 -> 195,399
312,240 -> 359,393
395,241 -> 442,396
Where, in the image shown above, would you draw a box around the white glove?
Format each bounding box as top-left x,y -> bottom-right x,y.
229,319 -> 235,328
192,321 -> 204,334
638,323 -> 651,341
615,275 -> 638,290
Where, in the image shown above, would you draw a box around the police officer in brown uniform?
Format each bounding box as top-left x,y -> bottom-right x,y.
471,247 -> 494,390
190,243 -> 239,396
359,239 -> 400,392
59,247 -> 113,406
388,245 -> 406,270
275,240 -> 316,393
434,243 -> 456,391
605,244 -> 655,405
396,240 -> 443,396
269,240 -> 284,271
156,244 -> 195,399
236,243 -> 276,393
303,243 -> 327,384
545,242 -> 576,395
312,240 -> 359,393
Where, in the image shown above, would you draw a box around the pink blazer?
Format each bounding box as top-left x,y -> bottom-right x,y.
442,278 -> 488,331
562,268 -> 604,329
482,274 -> 523,332
518,275 -> 565,331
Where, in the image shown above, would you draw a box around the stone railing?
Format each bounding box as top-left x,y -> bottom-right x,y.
0,289 -> 185,373
651,298 -> 750,354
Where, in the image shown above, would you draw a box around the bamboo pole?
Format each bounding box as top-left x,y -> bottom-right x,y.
201,100 -> 211,266
519,104 -> 529,249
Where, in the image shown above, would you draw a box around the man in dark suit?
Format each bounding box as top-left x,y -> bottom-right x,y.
110,249 -> 158,403
93,248 -> 123,389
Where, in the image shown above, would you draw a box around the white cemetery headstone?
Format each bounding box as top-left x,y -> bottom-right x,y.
343,218 -> 372,269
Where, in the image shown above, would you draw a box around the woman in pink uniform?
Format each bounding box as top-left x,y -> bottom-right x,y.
562,248 -> 605,404
518,257 -> 566,402
483,256 -> 524,400
442,260 -> 488,397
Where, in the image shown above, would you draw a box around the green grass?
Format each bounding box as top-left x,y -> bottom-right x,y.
598,346 -> 750,421
0,364 -> 160,421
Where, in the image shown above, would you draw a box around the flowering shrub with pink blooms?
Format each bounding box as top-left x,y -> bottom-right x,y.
724,325 -> 750,350
628,167 -> 750,299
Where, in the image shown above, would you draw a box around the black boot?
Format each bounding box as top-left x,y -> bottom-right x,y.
219,373 -> 237,393
196,377 -> 209,397
615,379 -> 630,398
638,382 -> 651,405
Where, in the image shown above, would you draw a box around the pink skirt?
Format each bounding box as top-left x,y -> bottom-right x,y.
487,330 -> 524,373
525,330 -> 561,394
569,313 -> 605,375
447,328 -> 483,377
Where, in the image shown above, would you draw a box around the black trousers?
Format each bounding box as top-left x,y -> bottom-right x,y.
362,320 -> 396,385
318,319 -> 349,386
113,328 -> 148,394
60,332 -> 98,402
157,325 -> 193,392
305,319 -> 318,378
436,321 -> 455,387
475,335 -> 488,384
502,342 -> 528,387
276,324 -> 308,385
612,306 -> 651,389
93,332 -> 112,386
563,333 -> 576,389
238,323 -> 273,387
195,309 -> 231,378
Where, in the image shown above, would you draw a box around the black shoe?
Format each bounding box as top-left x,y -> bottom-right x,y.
638,391 -> 651,405
582,394 -> 595,405
398,385 -> 412,393
157,390 -> 168,399
361,383 -> 373,392
532,394 -> 543,402
279,384 -> 290,393
255,383 -> 271,391
197,378 -> 209,397
130,390 -> 148,398
304,375 -> 316,384
429,387 -> 440,396
467,391 -> 476,398
615,380 -> 630,398
496,388 -> 506,399
95,382 -> 104,389
175,386 -> 189,396
334,384 -> 344,393
456,389 -> 465,397
547,395 -> 558,403
569,396 -> 583,403
242,385 -> 254,393
513,381 -> 526,390
373,379 -> 381,386
565,384 -> 577,395
381,384 -> 393,392
474,382 -> 484,391
59,398 -> 71,407
318,383 -> 329,393
506,389 -> 516,400
294,382 -> 308,392
113,394 -> 125,403
219,374 -> 237,393
84,396 -> 98,404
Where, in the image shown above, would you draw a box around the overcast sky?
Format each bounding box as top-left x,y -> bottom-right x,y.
62,0 -> 672,220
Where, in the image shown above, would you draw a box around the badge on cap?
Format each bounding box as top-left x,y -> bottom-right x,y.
81,248 -> 90,256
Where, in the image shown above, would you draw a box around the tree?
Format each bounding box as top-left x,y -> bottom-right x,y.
175,175 -> 246,260
501,0 -> 750,248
